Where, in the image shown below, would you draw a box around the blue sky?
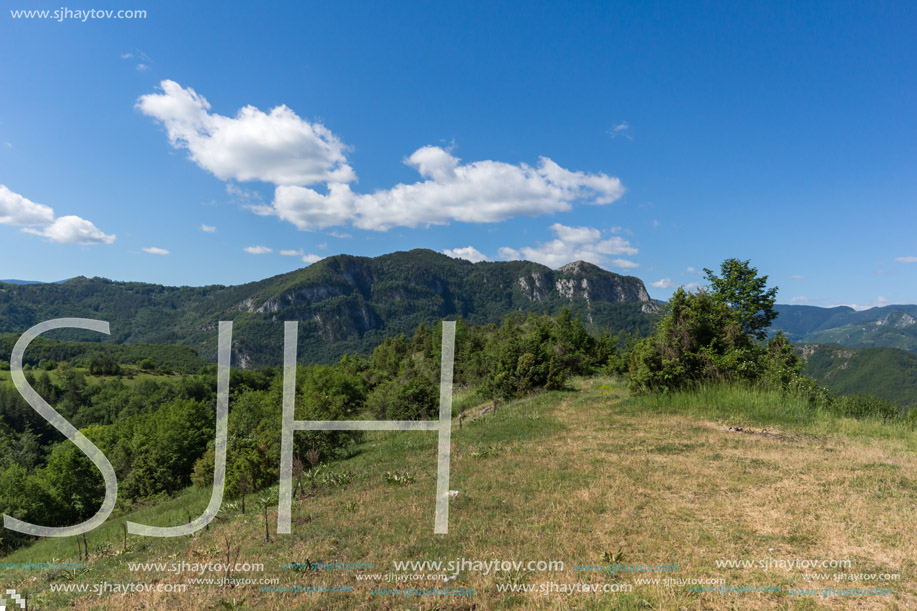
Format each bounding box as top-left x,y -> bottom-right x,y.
1,0 -> 915,308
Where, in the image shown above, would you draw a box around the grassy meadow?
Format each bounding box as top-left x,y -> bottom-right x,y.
1,377 -> 915,610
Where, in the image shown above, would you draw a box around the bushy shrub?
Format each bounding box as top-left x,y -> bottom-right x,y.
627,289 -> 759,393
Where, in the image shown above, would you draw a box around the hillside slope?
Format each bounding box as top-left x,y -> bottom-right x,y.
1,379 -> 914,610
800,343 -> 917,407
0,250 -> 656,367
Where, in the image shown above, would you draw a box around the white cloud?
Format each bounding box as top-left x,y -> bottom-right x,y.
121,52 -> 134,59
201,224 -> 216,233
226,182 -> 264,206
244,245 -> 273,255
302,253 -> 323,264
686,266 -> 700,275
3,142 -> 11,148
264,149 -> 625,231
651,219 -> 659,228
789,274 -> 805,279
894,256 -> 917,264
835,296 -> 890,311
140,82 -> 627,233
136,64 -> 150,72
24,215 -> 116,245
328,230 -> 351,239
142,246 -> 170,255
608,121 -> 632,140
650,278 -> 674,288
498,223 -> 637,269
137,80 -> 355,186
550,224 -> 601,244
681,282 -> 701,291
0,185 -> 55,226
443,246 -> 489,263
789,296 -> 810,303
1,185 -> 114,245
279,248 -> 304,256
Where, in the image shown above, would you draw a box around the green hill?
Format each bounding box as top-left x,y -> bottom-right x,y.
0,250 -> 657,367
800,343 -> 917,408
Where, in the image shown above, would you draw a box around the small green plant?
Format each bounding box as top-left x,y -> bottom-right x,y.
470,443 -> 502,458
501,569 -> 528,586
602,547 -> 625,563
384,470 -> 415,485
318,470 -> 354,487
218,596 -> 247,610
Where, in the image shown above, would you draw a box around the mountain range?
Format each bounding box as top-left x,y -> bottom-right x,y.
772,304 -> 917,353
0,250 -> 657,367
3,253 -> 915,406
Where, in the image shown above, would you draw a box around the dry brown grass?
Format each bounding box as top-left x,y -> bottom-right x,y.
5,378 -> 915,610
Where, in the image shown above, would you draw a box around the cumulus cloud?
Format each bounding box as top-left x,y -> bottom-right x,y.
498,223 -> 637,269
262,148 -> 625,231
0,185 -> 55,226
139,82 -> 627,232
142,246 -> 170,255
650,278 -> 674,289
244,245 -> 273,255
137,80 -> 355,186
23,216 -> 116,245
302,253 -> 323,264
1,185 -> 114,245
895,257 -> 917,264
279,249 -> 304,256
201,224 -> 216,233
443,246 -> 489,263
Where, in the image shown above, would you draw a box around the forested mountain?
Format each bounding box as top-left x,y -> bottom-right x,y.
799,343 -> 917,408
773,304 -> 917,352
0,250 -> 657,367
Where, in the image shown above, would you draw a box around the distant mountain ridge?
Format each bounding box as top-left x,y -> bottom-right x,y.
773,304 -> 917,353
0,279 -> 70,285
0,249 -> 658,367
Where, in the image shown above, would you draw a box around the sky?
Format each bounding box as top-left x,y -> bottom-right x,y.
1,0 -> 915,309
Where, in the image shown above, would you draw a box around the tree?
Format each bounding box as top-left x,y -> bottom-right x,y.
627,287 -> 757,393
89,356 -> 121,377
703,258 -> 778,341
